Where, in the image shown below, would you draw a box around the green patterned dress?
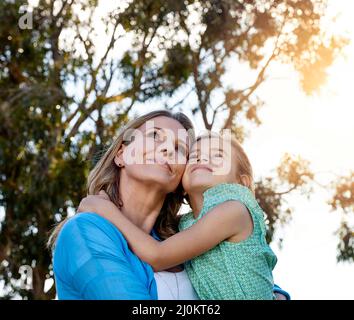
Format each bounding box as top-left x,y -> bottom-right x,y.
179,183 -> 277,300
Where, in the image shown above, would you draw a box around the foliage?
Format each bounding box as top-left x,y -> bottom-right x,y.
0,0 -> 350,299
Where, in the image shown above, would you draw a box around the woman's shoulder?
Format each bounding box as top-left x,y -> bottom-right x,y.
61,212 -> 116,233
52,213 -> 149,296
53,213 -> 131,276
65,211 -> 115,226
56,212 -> 128,252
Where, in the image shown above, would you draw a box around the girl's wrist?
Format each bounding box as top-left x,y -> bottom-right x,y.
100,200 -> 120,216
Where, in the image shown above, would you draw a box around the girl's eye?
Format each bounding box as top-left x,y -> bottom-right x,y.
213,153 -> 223,158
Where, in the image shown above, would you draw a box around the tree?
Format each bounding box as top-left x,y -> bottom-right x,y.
0,0 -> 350,299
329,173 -> 354,262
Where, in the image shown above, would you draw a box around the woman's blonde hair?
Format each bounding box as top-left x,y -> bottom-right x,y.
48,110 -> 195,249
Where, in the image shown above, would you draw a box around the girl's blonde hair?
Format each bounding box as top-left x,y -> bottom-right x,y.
48,110 -> 195,249
228,136 -> 255,194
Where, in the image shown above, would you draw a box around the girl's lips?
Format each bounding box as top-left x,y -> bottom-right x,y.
191,165 -> 213,173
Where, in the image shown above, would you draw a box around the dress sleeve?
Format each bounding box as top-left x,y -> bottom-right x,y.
53,213 -> 154,300
273,284 -> 291,300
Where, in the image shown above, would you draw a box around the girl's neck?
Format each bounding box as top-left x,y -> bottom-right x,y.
119,173 -> 166,234
188,190 -> 206,219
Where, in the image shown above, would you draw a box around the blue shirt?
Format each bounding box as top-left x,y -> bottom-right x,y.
53,213 -> 157,299
53,212 -> 290,300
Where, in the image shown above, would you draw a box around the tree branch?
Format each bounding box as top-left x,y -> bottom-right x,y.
274,184 -> 298,196
222,17 -> 286,129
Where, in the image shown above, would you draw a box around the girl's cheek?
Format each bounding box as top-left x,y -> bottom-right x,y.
181,166 -> 191,187
182,165 -> 190,178
211,156 -> 224,167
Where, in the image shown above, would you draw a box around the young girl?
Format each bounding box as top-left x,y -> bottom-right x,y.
79,132 -> 277,300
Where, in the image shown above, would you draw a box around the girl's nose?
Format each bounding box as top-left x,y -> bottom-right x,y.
197,155 -> 209,163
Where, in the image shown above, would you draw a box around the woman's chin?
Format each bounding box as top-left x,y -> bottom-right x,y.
139,168 -> 179,188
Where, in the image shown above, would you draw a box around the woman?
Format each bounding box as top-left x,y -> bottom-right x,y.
49,110 -> 289,300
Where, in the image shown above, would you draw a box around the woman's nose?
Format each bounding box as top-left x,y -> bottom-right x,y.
160,145 -> 174,158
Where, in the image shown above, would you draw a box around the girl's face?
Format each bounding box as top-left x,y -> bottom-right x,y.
117,116 -> 190,193
182,136 -> 238,194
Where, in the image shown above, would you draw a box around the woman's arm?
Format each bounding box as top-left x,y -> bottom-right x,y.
78,194 -> 253,271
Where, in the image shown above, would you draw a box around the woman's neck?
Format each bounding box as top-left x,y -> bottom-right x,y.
118,173 -> 166,234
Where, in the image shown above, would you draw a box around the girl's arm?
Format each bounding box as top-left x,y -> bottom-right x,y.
78,193 -> 253,271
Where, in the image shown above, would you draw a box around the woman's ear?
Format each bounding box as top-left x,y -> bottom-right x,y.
114,147 -> 125,168
240,174 -> 252,189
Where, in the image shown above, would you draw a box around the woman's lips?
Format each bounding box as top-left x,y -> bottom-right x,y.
160,162 -> 172,173
145,158 -> 172,173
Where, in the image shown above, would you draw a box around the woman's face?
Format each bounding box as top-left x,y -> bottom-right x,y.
117,116 -> 190,193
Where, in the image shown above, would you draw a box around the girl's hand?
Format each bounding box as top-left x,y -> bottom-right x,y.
275,292 -> 287,300
77,191 -> 119,221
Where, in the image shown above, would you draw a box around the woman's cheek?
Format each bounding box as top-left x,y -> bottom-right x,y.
174,163 -> 186,180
